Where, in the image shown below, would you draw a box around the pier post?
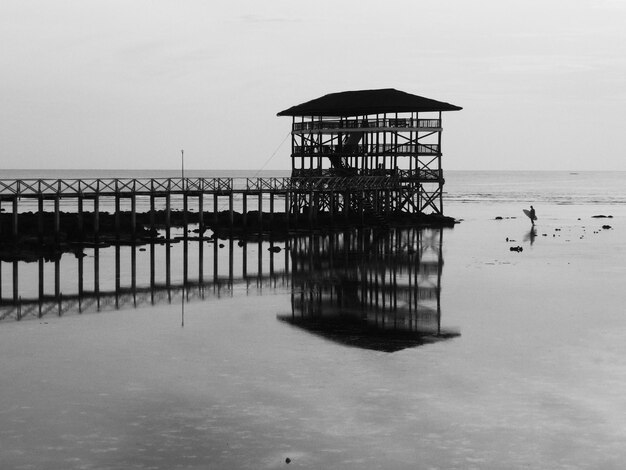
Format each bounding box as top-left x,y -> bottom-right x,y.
269,192 -> 274,226
93,197 -> 100,240
258,193 -> 263,229
38,197 -> 44,242
54,196 -> 60,243
285,192 -> 290,230
131,194 -> 137,237
213,193 -> 218,227
165,193 -> 171,240
78,195 -> 84,238
183,191 -> 188,237
242,194 -> 247,228
150,194 -> 156,233
114,191 -> 120,237
12,198 -> 18,240
198,193 -> 204,234
228,193 -> 234,230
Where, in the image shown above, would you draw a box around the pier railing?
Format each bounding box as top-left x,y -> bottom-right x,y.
0,176 -> 431,199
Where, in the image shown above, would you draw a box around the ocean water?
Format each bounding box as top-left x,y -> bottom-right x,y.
1,170 -> 625,469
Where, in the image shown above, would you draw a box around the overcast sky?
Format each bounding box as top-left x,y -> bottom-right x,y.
1,0 -> 625,171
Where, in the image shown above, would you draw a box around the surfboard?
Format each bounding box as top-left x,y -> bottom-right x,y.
523,209 -> 537,221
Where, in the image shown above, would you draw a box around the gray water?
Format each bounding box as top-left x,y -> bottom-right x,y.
1,171 -> 625,469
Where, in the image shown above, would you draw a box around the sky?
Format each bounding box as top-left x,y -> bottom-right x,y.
1,0 -> 625,171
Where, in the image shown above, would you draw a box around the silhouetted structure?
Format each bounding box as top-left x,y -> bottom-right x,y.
0,89 -> 461,249
278,89 -> 462,221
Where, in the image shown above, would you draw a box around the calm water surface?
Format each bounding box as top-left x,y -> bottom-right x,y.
1,171 -> 625,469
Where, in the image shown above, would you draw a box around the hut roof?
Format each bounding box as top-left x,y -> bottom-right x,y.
277,88 -> 462,117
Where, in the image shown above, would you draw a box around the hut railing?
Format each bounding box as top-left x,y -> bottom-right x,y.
293,143 -> 440,156
289,176 -> 399,191
293,118 -> 441,132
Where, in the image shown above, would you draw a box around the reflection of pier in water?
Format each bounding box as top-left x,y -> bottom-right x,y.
0,235 -> 290,321
0,228 -> 458,351
280,228 -> 459,352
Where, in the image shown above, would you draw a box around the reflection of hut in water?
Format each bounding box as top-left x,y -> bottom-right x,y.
278,228 -> 459,352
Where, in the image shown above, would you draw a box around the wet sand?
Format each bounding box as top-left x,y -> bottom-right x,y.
0,201 -> 625,469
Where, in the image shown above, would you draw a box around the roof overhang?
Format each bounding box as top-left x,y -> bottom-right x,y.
277,88 -> 462,117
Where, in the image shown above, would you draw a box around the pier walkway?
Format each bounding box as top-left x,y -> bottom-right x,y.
0,174 -> 442,238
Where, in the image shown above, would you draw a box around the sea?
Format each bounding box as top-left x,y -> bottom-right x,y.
0,170 -> 625,469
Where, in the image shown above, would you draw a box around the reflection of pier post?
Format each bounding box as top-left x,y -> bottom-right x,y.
2,223 -> 293,321
38,258 -> 44,317
150,241 -> 155,305
115,245 -> 120,309
131,245 -> 137,307
12,261 -> 18,303
55,258 -> 60,300
198,194 -> 204,285
166,241 -> 171,302
286,228 -> 448,347
78,252 -> 84,312
94,246 -> 100,310
437,228 -> 443,335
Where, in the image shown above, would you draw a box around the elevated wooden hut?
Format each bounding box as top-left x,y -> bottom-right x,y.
278,89 -> 461,221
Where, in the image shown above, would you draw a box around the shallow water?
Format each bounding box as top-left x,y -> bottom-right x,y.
1,172 -> 626,469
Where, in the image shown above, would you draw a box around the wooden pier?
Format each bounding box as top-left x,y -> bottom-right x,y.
0,89 -> 461,246
0,173 -> 453,247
